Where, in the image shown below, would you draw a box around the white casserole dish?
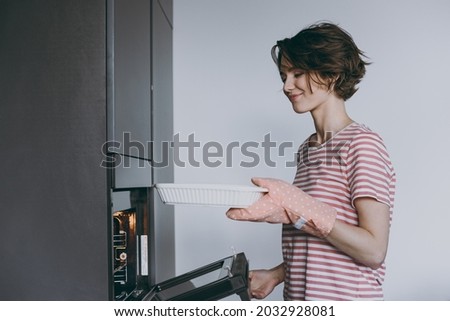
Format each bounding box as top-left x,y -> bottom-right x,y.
154,183 -> 268,208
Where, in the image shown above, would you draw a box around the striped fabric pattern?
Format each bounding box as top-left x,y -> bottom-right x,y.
282,123 -> 396,301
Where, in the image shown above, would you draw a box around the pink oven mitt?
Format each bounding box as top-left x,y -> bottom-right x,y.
226,177 -> 337,238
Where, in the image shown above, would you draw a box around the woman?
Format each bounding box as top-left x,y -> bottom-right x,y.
227,22 -> 396,300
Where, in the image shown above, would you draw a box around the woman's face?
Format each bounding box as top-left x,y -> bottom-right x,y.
279,63 -> 334,114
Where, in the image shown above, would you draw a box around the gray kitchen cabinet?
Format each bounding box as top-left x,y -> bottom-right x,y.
109,0 -> 153,188
0,0 -> 109,300
0,0 -> 174,300
110,0 -> 174,190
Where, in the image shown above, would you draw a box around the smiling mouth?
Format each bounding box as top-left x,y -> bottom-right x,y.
288,93 -> 302,102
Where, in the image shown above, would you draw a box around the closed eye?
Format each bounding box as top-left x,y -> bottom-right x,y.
279,68 -> 304,83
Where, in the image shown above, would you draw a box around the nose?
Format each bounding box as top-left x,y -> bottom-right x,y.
283,74 -> 295,93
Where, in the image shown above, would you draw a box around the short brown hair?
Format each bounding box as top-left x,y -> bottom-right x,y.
271,22 -> 370,101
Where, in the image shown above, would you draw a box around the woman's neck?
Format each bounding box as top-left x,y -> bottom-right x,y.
309,98 -> 353,145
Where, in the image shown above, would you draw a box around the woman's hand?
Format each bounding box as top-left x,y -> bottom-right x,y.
226,177 -> 337,238
248,264 -> 285,299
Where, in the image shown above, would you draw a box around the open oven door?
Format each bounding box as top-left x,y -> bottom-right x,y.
143,252 -> 250,301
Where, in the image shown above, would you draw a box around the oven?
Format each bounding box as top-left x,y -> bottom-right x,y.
109,185 -> 250,301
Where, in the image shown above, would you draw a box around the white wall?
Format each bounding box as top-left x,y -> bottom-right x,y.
173,0 -> 450,300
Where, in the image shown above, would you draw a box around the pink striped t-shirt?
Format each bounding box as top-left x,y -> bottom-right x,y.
282,122 -> 396,300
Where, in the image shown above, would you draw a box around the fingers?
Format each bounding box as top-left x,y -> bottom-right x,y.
250,289 -> 266,300
251,177 -> 291,191
226,192 -> 292,224
251,177 -> 263,186
226,208 -> 248,221
248,270 -> 261,299
251,177 -> 272,188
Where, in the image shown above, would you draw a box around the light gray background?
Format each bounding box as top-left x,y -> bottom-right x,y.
172,0 -> 450,300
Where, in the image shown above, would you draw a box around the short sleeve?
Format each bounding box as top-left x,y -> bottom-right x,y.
346,131 -> 396,209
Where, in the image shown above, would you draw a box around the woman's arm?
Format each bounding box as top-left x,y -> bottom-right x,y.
325,197 -> 391,269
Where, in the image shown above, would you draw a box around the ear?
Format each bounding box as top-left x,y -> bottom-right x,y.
326,75 -> 339,93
